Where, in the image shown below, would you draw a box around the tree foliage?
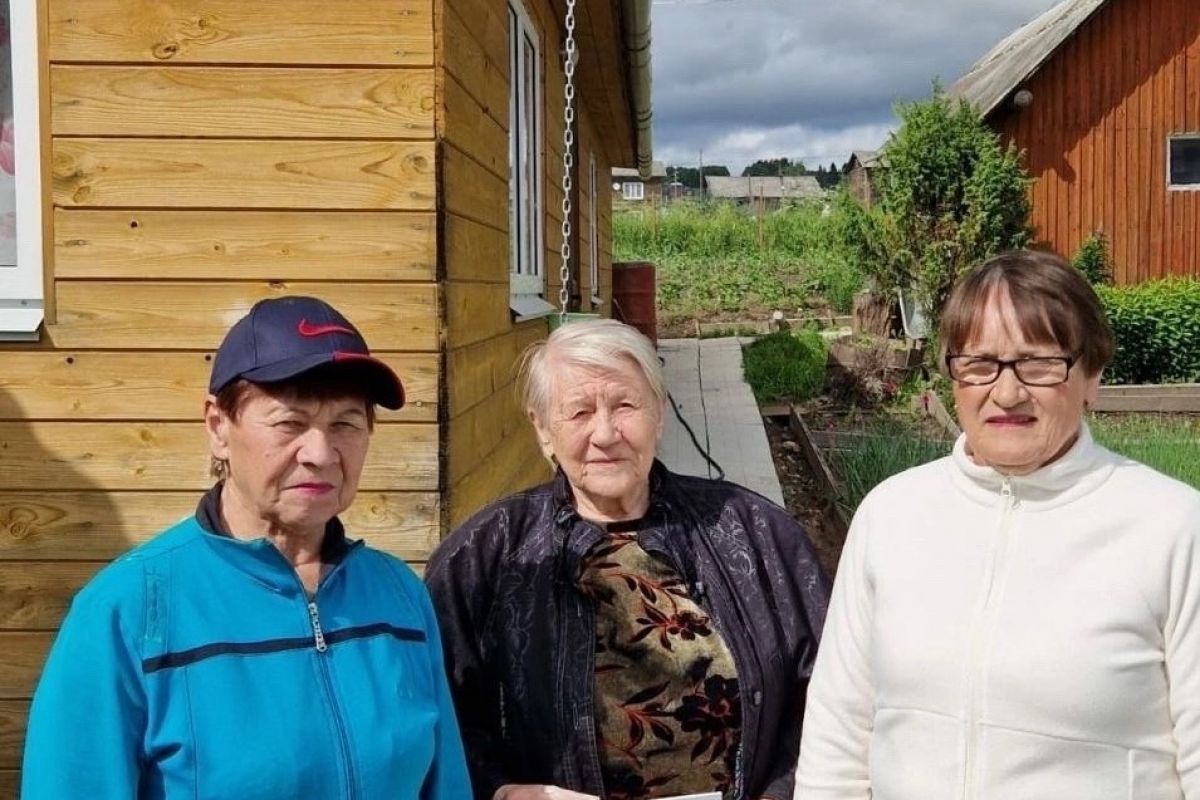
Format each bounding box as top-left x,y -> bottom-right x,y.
741,157 -> 807,177
667,165 -> 731,189
847,86 -> 1032,327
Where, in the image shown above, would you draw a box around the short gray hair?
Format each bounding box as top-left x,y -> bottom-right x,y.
518,319 -> 666,423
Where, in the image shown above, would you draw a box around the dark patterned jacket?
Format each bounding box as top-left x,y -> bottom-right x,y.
425,462 -> 831,800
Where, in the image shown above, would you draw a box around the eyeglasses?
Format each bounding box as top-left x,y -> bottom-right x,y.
945,354 -> 1077,386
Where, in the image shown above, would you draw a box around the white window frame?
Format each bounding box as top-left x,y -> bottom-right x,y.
0,1 -> 45,340
588,152 -> 601,307
1167,134 -> 1200,191
622,181 -> 645,201
507,0 -> 553,319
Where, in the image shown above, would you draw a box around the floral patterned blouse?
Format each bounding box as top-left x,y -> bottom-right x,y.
578,523 -> 742,800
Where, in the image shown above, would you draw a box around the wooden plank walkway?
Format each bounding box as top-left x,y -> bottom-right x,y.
657,338 -> 785,506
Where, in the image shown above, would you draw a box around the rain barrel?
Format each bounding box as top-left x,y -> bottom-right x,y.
612,261 -> 657,345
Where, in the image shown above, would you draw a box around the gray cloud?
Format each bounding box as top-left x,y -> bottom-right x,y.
649,0 -> 1063,172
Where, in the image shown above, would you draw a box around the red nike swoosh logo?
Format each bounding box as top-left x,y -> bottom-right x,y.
297,319 -> 355,337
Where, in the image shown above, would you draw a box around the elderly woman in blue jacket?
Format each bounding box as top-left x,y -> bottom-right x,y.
23,296 -> 471,799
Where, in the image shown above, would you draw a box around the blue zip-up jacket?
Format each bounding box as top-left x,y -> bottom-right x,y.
22,501 -> 472,799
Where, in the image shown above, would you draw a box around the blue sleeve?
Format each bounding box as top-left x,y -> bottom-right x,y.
418,581 -> 474,800
22,579 -> 147,798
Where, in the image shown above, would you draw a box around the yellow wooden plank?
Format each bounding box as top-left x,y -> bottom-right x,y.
448,429 -> 548,529
442,144 -> 507,231
442,3 -> 507,129
0,422 -> 438,491
0,562 -> 105,631
49,0 -> 433,66
49,282 -> 438,351
446,324 -> 544,417
0,352 -> 437,422
444,282 -> 514,350
52,66 -> 435,139
55,210 -> 435,282
53,140 -> 435,210
444,213 -> 509,284
446,384 -> 528,486
0,491 -> 440,562
444,0 -> 507,70
0,632 -> 50,698
443,72 -> 507,181
0,701 -> 26,770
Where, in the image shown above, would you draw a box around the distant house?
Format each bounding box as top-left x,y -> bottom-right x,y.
704,175 -> 824,208
843,150 -> 883,207
950,0 -> 1200,283
612,161 -> 667,204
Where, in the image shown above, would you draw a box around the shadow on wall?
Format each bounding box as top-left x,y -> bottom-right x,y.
0,384 -> 123,796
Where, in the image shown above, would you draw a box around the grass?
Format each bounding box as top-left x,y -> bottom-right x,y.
1089,413 -> 1200,489
614,199 -> 865,316
742,330 -> 829,403
825,416 -> 953,514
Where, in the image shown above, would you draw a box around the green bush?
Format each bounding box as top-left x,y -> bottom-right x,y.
1072,233 -> 1112,285
742,330 -> 829,402
1096,278 -> 1200,384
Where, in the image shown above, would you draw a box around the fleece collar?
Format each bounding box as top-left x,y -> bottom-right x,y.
948,422 -> 1117,511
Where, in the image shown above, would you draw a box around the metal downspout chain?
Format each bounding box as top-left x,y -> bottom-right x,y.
559,0 -> 578,320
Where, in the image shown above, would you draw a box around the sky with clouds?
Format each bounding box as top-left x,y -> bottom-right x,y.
649,0 -> 1064,174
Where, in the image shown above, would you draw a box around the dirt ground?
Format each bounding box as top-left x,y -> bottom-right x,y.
763,417 -> 847,580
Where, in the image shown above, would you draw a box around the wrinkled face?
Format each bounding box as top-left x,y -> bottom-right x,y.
951,290 -> 1101,475
206,384 -> 371,534
532,357 -> 664,517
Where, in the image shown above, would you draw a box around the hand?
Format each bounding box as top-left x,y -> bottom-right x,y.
492,786 -> 598,800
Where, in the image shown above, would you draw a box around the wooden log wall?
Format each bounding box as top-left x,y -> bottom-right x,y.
992,0 -> 1200,283
439,0 -> 618,528
0,0 -> 440,788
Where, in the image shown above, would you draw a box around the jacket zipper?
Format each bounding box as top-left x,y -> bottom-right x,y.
304,591 -> 358,799
961,478 -> 1017,800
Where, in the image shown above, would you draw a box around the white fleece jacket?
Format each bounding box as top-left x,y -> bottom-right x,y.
795,425 -> 1200,800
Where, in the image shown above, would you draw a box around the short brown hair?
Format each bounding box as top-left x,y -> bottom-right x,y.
939,249 -> 1114,376
209,364 -> 376,479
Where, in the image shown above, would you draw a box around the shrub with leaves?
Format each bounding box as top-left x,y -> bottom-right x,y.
1072,233 -> 1112,285
863,85 -> 1031,327
742,330 -> 828,402
1096,278 -> 1200,384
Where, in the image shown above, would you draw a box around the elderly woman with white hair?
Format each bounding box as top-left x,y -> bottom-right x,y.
426,319 -> 830,800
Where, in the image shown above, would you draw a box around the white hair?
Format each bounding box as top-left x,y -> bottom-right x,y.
518,319 -> 666,423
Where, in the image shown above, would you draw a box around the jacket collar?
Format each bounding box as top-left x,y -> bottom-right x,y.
948,422 -> 1116,510
194,483 -> 360,594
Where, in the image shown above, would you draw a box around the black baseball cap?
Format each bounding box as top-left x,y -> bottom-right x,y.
208,296 -> 405,409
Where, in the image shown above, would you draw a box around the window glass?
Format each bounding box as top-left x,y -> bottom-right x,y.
1169,137 -> 1200,187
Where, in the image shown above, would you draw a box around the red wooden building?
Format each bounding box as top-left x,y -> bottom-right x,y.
951,0 -> 1200,284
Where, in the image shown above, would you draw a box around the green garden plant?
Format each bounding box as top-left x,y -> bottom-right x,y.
742,330 -> 828,402
1097,278 -> 1200,384
1072,233 -> 1113,285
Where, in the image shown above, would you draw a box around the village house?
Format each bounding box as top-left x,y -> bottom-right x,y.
704,175 -> 825,209
0,0 -> 652,786
951,0 -> 1200,283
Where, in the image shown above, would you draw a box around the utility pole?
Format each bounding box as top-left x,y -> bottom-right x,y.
699,147 -> 704,202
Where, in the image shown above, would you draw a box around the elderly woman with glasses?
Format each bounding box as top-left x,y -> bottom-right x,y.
795,249 -> 1200,799
426,319 -> 830,800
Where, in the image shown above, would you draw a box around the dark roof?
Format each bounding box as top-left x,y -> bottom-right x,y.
949,0 -> 1110,119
